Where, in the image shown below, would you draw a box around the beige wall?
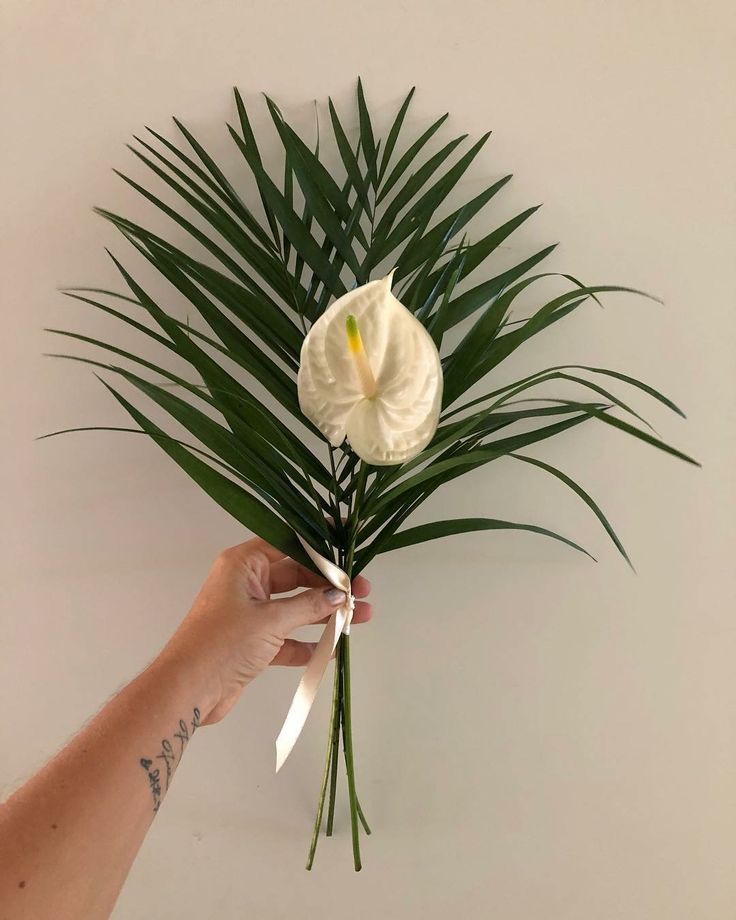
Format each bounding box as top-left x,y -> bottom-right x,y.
2,1 -> 735,917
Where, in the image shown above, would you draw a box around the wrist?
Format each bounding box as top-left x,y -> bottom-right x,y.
153,634 -> 223,725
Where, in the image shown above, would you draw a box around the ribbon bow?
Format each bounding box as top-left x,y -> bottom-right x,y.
275,536 -> 354,772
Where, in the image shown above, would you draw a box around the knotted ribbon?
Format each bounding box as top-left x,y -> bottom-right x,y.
275,536 -> 354,772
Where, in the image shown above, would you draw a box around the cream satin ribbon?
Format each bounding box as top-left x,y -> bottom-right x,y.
275,536 -> 354,772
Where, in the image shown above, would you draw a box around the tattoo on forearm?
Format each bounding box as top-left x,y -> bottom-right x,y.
174,718 -> 189,751
140,707 -> 201,813
156,739 -> 175,789
139,759 -> 162,812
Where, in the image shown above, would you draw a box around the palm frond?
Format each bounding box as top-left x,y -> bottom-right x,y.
51,79 -> 696,562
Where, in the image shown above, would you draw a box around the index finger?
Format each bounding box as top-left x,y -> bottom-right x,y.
270,557 -> 329,593
271,557 -> 371,597
225,536 -> 286,565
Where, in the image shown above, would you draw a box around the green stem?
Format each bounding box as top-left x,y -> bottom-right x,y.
339,667 -> 371,836
305,647 -> 341,870
340,635 -> 361,870
356,797 -> 372,835
340,460 -> 370,869
327,447 -> 344,540
347,462 -> 369,570
306,459 -> 371,871
325,653 -> 343,836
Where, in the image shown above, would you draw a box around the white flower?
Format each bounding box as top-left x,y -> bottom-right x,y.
297,273 -> 443,466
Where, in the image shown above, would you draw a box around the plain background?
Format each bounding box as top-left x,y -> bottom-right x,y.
1,1 -> 735,917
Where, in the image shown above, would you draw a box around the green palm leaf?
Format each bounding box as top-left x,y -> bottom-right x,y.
372,517 -> 595,560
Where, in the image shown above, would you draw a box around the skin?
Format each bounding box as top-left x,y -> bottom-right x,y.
0,537 -> 372,919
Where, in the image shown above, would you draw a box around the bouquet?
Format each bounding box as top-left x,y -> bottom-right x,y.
47,80 -> 696,871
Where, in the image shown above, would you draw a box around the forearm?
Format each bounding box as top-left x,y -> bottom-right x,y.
0,647 -> 216,920
0,539 -> 368,917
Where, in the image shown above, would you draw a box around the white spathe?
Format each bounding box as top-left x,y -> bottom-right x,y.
297,273 -> 443,465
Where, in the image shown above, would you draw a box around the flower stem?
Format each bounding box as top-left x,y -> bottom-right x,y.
356,796 -> 372,835
340,461 -> 370,869
325,653 -> 343,836
305,650 -> 341,870
340,634 -> 362,870
306,459 -> 370,870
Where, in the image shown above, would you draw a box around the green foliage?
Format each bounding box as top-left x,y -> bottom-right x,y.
48,81 -> 696,573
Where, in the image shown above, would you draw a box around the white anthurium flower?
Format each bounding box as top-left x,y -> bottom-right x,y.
297,272 -> 443,466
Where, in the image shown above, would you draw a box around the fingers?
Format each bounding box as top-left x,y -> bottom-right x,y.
350,575 -> 371,599
222,541 -> 371,599
313,599 -> 372,626
268,591 -> 372,635
221,537 -> 372,630
351,600 -> 372,624
270,558 -> 327,593
266,586 -> 348,633
270,557 -> 372,597
269,605 -> 371,668
271,639 -> 317,667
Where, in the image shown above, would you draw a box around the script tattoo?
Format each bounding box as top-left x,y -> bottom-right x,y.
156,738 -> 175,789
139,759 -> 162,813
173,719 -> 189,753
140,707 -> 200,813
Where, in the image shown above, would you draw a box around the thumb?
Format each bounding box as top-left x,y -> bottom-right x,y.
268,586 -> 347,633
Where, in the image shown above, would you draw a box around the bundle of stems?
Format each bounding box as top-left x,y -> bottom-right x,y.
307,458 -> 370,871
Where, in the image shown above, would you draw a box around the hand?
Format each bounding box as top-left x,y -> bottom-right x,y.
160,537 -> 372,725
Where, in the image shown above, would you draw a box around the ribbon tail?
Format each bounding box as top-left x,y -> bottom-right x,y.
275,604 -> 347,772
275,535 -> 354,772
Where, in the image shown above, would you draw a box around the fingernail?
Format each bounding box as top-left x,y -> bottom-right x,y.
324,588 -> 347,604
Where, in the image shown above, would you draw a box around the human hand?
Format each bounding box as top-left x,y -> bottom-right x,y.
159,537 -> 372,725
